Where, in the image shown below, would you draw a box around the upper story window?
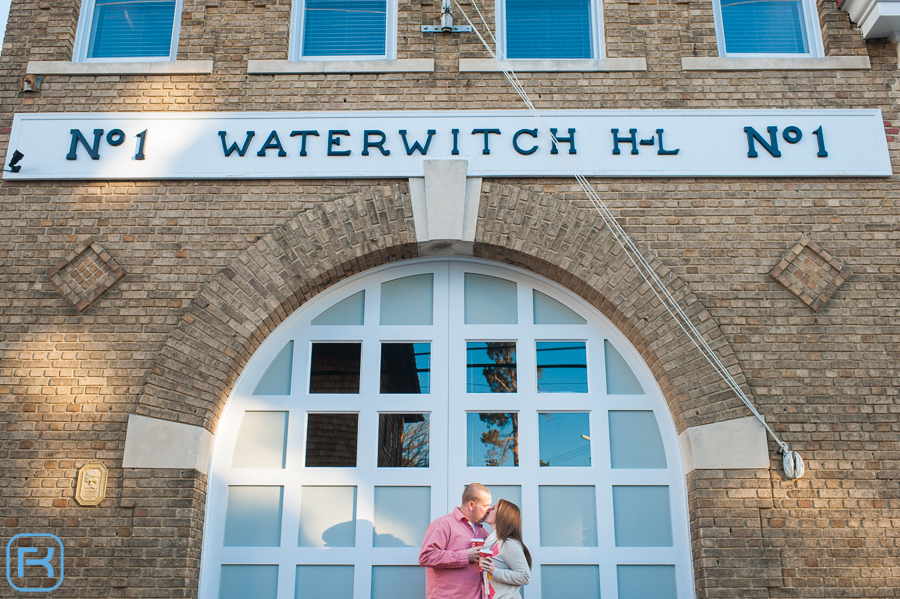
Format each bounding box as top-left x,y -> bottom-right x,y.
74,0 -> 183,61
713,0 -> 823,56
292,0 -> 395,60
499,0 -> 602,59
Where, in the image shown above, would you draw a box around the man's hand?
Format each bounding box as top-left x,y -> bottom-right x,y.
466,546 -> 481,562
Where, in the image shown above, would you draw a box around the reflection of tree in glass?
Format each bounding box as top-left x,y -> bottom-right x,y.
539,413 -> 552,466
482,342 -> 517,393
379,414 -> 429,467
475,343 -> 518,466
479,413 -> 518,466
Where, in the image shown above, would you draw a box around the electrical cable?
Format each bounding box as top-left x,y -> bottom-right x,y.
451,1 -> 805,478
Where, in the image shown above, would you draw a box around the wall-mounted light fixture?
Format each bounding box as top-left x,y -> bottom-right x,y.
7,150 -> 24,173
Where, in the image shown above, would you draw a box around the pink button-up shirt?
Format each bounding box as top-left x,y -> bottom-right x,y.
418,507 -> 488,599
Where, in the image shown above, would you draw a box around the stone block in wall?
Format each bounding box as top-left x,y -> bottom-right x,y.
769,235 -> 849,312
46,236 -> 126,313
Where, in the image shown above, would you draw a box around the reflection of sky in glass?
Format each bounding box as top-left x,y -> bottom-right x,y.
412,344 -> 431,392
467,342 -> 517,393
539,413 -> 591,467
536,342 -> 587,393
380,343 -> 431,394
467,412 -> 518,467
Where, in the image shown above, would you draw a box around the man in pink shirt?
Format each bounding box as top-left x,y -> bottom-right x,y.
419,483 -> 492,599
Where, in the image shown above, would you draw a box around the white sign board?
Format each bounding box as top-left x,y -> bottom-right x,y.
2,110 -> 891,179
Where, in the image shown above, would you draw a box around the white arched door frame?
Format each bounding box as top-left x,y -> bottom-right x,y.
199,257 -> 695,599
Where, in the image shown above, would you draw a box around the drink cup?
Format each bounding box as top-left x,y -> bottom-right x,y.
470,538 -> 484,568
478,547 -> 493,572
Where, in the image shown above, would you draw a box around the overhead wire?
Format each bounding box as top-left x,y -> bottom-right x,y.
450,0 -> 804,478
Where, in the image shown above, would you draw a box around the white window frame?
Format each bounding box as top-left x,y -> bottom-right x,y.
73,0 -> 184,62
495,0 -> 604,60
198,258 -> 695,599
288,0 -> 398,61
712,0 -> 824,58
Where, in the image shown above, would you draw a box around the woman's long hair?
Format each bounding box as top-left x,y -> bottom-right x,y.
493,499 -> 532,568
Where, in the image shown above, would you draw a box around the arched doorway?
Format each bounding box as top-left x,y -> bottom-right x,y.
198,258 -> 694,599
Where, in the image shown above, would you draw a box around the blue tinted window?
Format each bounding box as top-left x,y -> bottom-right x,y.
536,341 -> 587,393
539,412 -> 590,467
467,342 -> 517,393
506,0 -> 592,59
721,0 -> 808,54
303,0 -> 387,56
88,0 -> 176,58
467,412 -> 519,467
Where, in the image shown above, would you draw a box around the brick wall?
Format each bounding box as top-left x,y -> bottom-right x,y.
0,0 -> 898,597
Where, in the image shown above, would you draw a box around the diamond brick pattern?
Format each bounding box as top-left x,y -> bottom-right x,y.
769,235 -> 850,312
47,237 -> 126,312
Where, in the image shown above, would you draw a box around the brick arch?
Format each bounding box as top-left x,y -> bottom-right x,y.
473,182 -> 752,434
136,181 -> 755,439
136,184 -> 419,432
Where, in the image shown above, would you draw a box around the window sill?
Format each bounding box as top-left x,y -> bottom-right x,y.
458,58 -> 647,72
247,59 -> 435,74
26,60 -> 214,75
681,56 -> 871,70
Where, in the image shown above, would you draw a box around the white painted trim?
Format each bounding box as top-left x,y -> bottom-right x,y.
459,58 -> 647,72
26,60 -> 214,75
122,414 -> 214,473
198,258 -> 696,599
678,416 -> 770,473
247,58 -> 434,74
5,110 -> 891,180
842,0 -> 900,38
842,0 -> 877,25
681,56 -> 871,70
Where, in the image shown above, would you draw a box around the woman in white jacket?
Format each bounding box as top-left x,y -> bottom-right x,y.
480,499 -> 532,599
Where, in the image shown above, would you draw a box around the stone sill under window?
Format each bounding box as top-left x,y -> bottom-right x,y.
26,61 -> 214,75
247,59 -> 435,74
458,58 -> 647,72
681,56 -> 871,70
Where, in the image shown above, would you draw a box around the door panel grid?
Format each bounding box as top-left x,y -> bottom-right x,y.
199,259 -> 693,599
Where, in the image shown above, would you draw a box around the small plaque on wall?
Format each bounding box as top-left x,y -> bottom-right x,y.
75,462 -> 108,507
